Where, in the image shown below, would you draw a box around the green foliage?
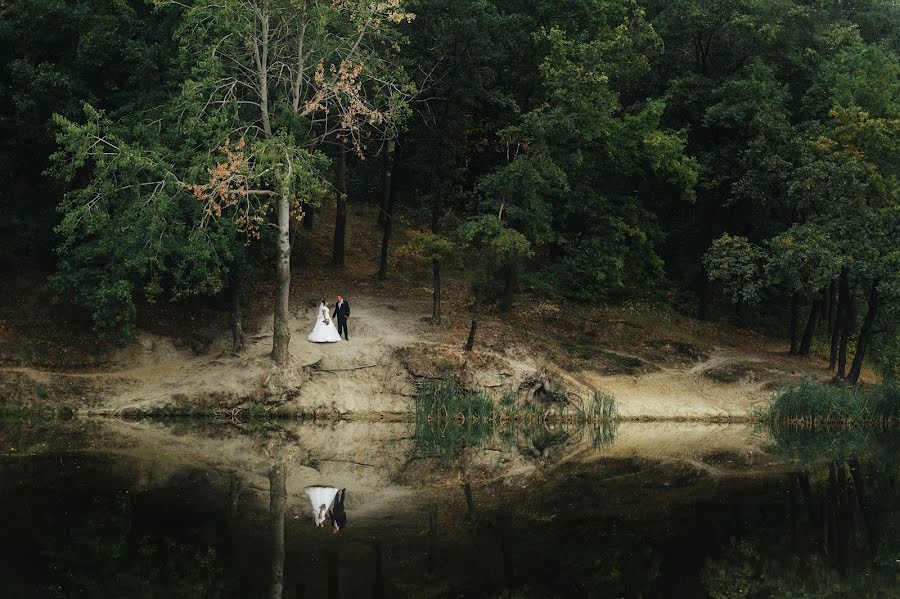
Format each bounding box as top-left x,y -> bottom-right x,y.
765,224 -> 841,296
764,380 -> 900,427
456,215 -> 532,277
399,229 -> 455,261
703,234 -> 767,305
47,105 -> 234,340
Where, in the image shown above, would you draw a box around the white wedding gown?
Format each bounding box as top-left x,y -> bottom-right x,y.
307,303 -> 342,343
304,485 -> 339,525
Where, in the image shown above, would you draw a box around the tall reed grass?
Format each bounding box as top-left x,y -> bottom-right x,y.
413,379 -> 619,457
764,380 -> 900,428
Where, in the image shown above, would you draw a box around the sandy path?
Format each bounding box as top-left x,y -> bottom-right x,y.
87,297 -> 423,413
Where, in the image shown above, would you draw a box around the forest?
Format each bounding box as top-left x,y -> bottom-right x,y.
1,0 -> 898,381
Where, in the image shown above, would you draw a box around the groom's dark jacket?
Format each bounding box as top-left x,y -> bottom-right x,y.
333,300 -> 350,319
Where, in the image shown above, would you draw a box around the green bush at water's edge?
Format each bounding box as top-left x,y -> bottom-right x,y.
764,380 -> 900,427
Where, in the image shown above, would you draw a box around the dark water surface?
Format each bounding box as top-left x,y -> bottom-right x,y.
0,419 -> 898,598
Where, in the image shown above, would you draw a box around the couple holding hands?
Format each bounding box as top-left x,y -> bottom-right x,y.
307,295 -> 350,343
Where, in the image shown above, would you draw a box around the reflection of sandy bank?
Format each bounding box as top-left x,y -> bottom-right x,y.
563,422 -> 772,471
6,417 -> 779,527
86,418 -> 419,520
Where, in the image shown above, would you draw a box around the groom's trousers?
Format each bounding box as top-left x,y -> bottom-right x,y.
337,317 -> 349,340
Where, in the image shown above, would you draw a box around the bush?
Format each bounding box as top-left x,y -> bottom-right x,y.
764,380 -> 900,427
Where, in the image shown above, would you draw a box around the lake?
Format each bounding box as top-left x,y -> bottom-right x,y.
0,417 -> 897,598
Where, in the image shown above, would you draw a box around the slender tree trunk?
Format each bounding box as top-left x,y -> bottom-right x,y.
789,292 -> 800,354
333,144 -> 348,265
230,275 -> 245,355
327,547 -> 340,599
269,460 -> 287,599
798,298 -> 821,356
372,539 -> 386,599
501,260 -> 516,316
464,285 -> 485,351
257,14 -> 272,138
697,275 -> 713,321
427,509 -> 438,575
272,194 -> 292,366
828,280 -> 839,370
847,280 -> 879,384
430,204 -> 441,324
377,139 -> 395,280
432,258 -> 442,324
734,299 -> 746,325
499,515 -> 515,589
302,202 -> 314,230
820,285 -> 830,326
377,140 -> 394,226
837,276 -> 855,380
834,269 -> 850,377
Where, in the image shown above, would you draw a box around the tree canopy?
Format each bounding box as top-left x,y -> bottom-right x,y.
2,0 -> 898,376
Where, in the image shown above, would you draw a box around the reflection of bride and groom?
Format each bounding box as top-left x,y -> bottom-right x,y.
307,295 -> 350,343
304,485 -> 348,534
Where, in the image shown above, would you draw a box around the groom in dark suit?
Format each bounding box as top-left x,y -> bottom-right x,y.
332,295 -> 350,341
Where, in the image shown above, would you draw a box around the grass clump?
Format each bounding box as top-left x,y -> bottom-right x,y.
589,390 -> 619,448
414,379 -> 621,458
414,378 -> 497,458
765,380 -> 900,428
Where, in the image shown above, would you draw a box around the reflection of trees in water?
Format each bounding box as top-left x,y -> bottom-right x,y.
269,458 -> 287,599
43,493 -> 224,598
704,456 -> 900,597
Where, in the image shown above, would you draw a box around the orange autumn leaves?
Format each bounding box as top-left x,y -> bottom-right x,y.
188,137 -> 270,240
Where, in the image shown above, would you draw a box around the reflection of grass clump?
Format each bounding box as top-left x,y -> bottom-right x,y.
589,391 -> 619,449
764,381 -> 900,428
767,427 -> 900,463
414,380 -> 620,457
414,378 -> 497,458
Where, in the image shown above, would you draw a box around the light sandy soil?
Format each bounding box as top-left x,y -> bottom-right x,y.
2,291 -> 841,420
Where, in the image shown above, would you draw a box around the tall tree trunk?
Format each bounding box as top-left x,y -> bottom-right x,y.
432,258 -> 442,324
837,276 -> 855,380
789,292 -> 800,354
272,194 -> 292,366
268,460 -> 287,599
257,14 -> 272,137
464,284 -> 485,351
372,539 -> 386,599
327,547 -> 340,599
734,299 -> 746,326
376,140 -> 394,226
798,298 -> 821,356
501,260 -> 516,317
834,269 -> 850,378
427,509 -> 438,575
302,202 -> 314,230
333,144 -> 348,266
377,139 -> 395,280
697,274 -> 713,321
847,280 -> 879,384
230,275 -> 245,355
430,204 -> 441,323
828,280 -> 839,370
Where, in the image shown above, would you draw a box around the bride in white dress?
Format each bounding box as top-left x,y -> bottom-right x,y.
304,485 -> 339,527
307,300 -> 342,343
